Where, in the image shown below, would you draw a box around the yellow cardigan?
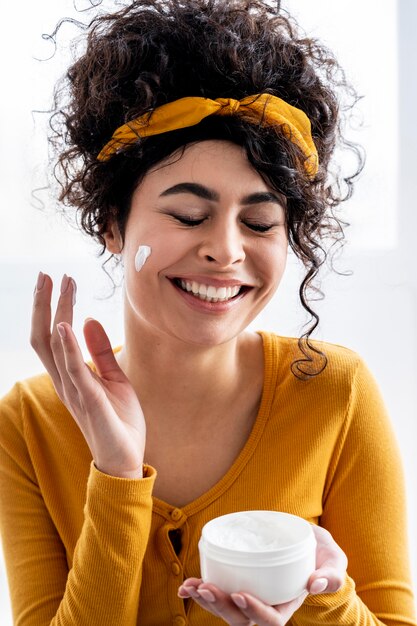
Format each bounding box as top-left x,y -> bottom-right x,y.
0,332 -> 415,625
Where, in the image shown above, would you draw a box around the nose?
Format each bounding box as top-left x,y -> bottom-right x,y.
197,217 -> 246,266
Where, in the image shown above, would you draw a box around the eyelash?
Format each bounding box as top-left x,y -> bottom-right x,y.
173,216 -> 204,226
172,215 -> 275,232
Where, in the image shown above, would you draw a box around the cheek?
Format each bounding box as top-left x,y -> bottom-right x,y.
256,239 -> 288,283
123,236 -> 182,295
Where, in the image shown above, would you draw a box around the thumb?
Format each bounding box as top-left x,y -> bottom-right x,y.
83,318 -> 125,381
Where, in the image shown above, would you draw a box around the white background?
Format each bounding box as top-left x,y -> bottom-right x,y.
1,0 -> 416,623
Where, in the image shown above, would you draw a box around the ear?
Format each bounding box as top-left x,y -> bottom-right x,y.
103,221 -> 123,254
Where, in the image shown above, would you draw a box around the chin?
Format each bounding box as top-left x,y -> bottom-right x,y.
165,323 -> 244,349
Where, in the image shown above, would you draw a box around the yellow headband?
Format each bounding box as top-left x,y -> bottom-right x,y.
97,93 -> 318,177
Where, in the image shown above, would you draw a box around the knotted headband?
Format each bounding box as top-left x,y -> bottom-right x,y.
97,93 -> 318,177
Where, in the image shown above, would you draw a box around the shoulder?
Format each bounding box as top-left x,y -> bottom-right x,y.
1,372 -> 59,411
258,331 -> 382,408
0,373 -> 59,478
0,373 -> 65,444
258,332 -> 391,446
258,331 -> 364,378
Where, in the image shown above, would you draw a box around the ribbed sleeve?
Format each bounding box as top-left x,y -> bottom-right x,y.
296,574 -> 417,625
53,462 -> 156,625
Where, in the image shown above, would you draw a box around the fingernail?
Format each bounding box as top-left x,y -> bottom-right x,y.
61,274 -> 70,295
198,588 -> 216,603
231,594 -> 247,609
310,578 -> 328,594
185,587 -> 200,599
35,271 -> 45,294
57,324 -> 66,340
70,279 -> 77,306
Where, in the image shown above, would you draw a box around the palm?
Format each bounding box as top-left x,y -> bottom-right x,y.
69,321 -> 147,477
91,375 -> 147,460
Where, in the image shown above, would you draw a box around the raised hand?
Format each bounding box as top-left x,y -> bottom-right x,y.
178,524 -> 347,625
31,272 -> 146,479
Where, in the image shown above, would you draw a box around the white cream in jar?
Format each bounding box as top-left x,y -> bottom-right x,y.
198,510 -> 316,605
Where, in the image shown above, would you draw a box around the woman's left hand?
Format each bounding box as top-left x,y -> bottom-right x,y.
178,524 -> 347,625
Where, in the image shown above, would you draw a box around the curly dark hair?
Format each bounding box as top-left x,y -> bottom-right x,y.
49,0 -> 364,378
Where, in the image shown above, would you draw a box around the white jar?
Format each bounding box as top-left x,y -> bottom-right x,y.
198,510 -> 316,605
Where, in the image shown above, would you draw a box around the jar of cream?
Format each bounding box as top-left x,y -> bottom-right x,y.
198,510 -> 316,605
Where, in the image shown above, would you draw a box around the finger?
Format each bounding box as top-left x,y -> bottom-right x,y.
178,583 -> 224,619
50,275 -> 78,397
308,568 -> 345,594
180,580 -> 245,621
51,274 -> 76,352
57,322 -> 103,410
231,589 -> 309,626
181,577 -> 203,587
196,583 -> 251,623
309,525 -> 347,593
178,579 -> 211,604
30,272 -> 62,390
178,583 -> 200,599
83,318 -> 126,382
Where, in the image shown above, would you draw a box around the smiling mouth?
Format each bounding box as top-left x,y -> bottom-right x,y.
171,278 -> 251,303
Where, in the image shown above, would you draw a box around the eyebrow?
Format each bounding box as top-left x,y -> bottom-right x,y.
159,182 -> 283,206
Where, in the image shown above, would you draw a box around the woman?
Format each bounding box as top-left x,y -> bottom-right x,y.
0,1 -> 415,624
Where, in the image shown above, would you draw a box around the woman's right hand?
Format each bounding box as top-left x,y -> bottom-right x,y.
30,271 -> 146,479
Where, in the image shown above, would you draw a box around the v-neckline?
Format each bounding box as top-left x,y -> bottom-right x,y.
152,331 -> 281,519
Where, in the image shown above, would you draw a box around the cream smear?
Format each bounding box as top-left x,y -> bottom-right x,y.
134,245 -> 152,272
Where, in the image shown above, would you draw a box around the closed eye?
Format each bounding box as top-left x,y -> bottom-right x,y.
172,215 -> 205,226
244,222 -> 275,232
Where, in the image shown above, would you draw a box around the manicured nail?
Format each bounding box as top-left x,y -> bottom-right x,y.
34,271 -> 45,296
231,594 -> 247,609
198,588 -> 216,603
61,274 -> 70,295
70,279 -> 77,306
182,586 -> 199,599
37,271 -> 45,290
310,578 -> 328,594
57,324 -> 66,340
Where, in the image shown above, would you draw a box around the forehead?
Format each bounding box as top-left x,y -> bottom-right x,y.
138,139 -> 272,196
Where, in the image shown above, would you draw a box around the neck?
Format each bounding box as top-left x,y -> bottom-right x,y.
116,310 -> 262,432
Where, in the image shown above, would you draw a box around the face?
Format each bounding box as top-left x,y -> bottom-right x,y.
106,140 -> 288,347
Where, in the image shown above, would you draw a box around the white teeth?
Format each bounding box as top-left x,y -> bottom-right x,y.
177,279 -> 242,302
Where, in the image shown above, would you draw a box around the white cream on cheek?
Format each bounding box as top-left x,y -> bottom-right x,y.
134,245 -> 152,272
